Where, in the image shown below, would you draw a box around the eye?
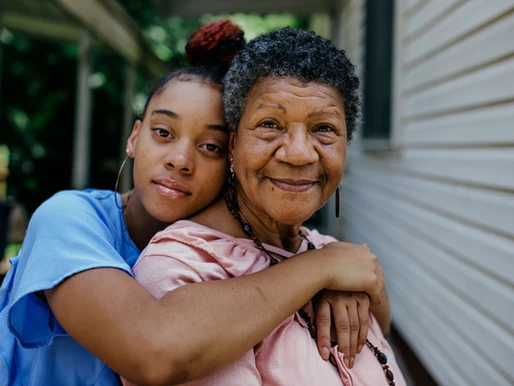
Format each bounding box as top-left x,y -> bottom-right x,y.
151,127 -> 171,138
200,143 -> 221,153
259,120 -> 278,129
314,124 -> 335,133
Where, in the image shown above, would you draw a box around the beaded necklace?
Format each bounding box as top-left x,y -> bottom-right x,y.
224,191 -> 396,386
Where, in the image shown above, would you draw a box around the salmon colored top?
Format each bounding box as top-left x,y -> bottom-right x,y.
125,220 -> 407,386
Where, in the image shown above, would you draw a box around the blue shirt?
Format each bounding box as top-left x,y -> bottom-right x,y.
0,189 -> 140,385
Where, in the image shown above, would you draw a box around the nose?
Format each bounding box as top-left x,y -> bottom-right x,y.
275,126 -> 319,166
164,141 -> 195,174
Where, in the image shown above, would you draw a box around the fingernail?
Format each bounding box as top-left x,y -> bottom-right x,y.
357,344 -> 363,353
322,347 -> 330,360
344,357 -> 350,367
350,356 -> 355,368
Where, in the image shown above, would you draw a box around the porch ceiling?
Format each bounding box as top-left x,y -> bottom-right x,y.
1,0 -> 167,77
151,0 -> 336,17
3,0 -> 81,42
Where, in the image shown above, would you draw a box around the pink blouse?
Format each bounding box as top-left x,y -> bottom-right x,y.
125,220 -> 407,386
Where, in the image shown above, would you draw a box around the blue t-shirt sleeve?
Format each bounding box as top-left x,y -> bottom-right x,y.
7,192 -> 132,348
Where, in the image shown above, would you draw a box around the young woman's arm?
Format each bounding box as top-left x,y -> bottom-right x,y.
47,242 -> 382,386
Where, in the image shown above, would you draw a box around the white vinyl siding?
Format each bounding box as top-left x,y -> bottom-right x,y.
335,1 -> 514,385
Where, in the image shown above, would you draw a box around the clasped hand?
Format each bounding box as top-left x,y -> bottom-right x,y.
314,290 -> 370,368
312,242 -> 386,368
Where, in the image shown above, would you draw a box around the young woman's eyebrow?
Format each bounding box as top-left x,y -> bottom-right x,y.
151,109 -> 179,119
206,124 -> 228,132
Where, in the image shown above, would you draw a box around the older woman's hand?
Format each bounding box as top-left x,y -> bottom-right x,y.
314,291 -> 370,368
318,242 -> 385,305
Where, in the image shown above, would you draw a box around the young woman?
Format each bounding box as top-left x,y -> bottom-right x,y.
0,21 -> 386,386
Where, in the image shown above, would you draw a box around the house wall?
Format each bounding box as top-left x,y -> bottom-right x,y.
334,1 -> 514,385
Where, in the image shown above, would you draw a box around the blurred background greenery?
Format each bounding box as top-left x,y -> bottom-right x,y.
0,0 -> 308,215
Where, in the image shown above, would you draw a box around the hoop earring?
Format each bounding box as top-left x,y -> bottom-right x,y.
335,186 -> 341,218
115,154 -> 130,194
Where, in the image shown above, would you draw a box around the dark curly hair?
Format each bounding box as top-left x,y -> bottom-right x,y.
141,20 -> 246,119
223,27 -> 361,141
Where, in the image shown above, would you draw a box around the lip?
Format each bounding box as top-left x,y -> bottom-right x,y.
269,178 -> 317,193
153,178 -> 191,199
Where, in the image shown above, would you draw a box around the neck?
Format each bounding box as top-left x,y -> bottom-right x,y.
121,190 -> 169,251
236,193 -> 303,253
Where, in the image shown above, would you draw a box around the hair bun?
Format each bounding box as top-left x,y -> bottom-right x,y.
185,20 -> 246,69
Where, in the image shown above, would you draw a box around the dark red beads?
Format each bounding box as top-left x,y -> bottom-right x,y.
386,369 -> 394,381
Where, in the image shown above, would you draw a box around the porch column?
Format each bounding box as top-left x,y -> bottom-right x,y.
71,30 -> 93,189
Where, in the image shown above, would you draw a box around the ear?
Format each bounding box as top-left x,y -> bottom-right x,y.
126,120 -> 142,158
228,132 -> 236,162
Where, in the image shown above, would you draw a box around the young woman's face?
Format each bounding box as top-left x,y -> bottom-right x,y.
128,79 -> 229,223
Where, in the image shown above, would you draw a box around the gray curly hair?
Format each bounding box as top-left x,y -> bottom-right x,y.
223,26 -> 361,141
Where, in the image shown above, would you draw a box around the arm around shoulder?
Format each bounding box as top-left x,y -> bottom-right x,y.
46,236 -> 384,385
46,248 -> 334,385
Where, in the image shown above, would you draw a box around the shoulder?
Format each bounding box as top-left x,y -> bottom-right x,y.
23,188 -> 127,257
36,189 -> 117,212
143,220 -> 241,261
31,189 -> 119,226
137,220 -> 269,277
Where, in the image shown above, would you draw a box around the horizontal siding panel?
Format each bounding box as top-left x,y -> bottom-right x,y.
404,56 -> 514,118
347,165 -> 514,237
344,209 -> 514,384
388,147 -> 514,190
404,0 -> 462,38
391,299 -> 473,386
402,103 -> 514,146
341,183 -> 514,332
389,286 -> 512,386
404,11 -> 514,92
404,0 -> 514,65
341,177 -> 514,284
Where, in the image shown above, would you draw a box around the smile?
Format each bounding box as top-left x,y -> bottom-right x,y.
269,178 -> 316,193
153,178 -> 191,199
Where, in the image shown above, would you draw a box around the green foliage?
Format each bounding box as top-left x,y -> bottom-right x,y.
1,35 -> 77,213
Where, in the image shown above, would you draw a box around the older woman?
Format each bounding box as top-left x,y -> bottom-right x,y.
132,27 -> 404,385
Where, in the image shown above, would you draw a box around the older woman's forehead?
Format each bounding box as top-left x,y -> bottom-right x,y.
246,77 -> 345,108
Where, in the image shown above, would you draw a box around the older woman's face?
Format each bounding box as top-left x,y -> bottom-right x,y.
230,77 -> 347,225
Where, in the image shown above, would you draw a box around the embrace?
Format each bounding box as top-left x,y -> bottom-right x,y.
0,20 -> 406,386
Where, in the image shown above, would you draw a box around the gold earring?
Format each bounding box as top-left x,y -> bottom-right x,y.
115,152 -> 130,193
